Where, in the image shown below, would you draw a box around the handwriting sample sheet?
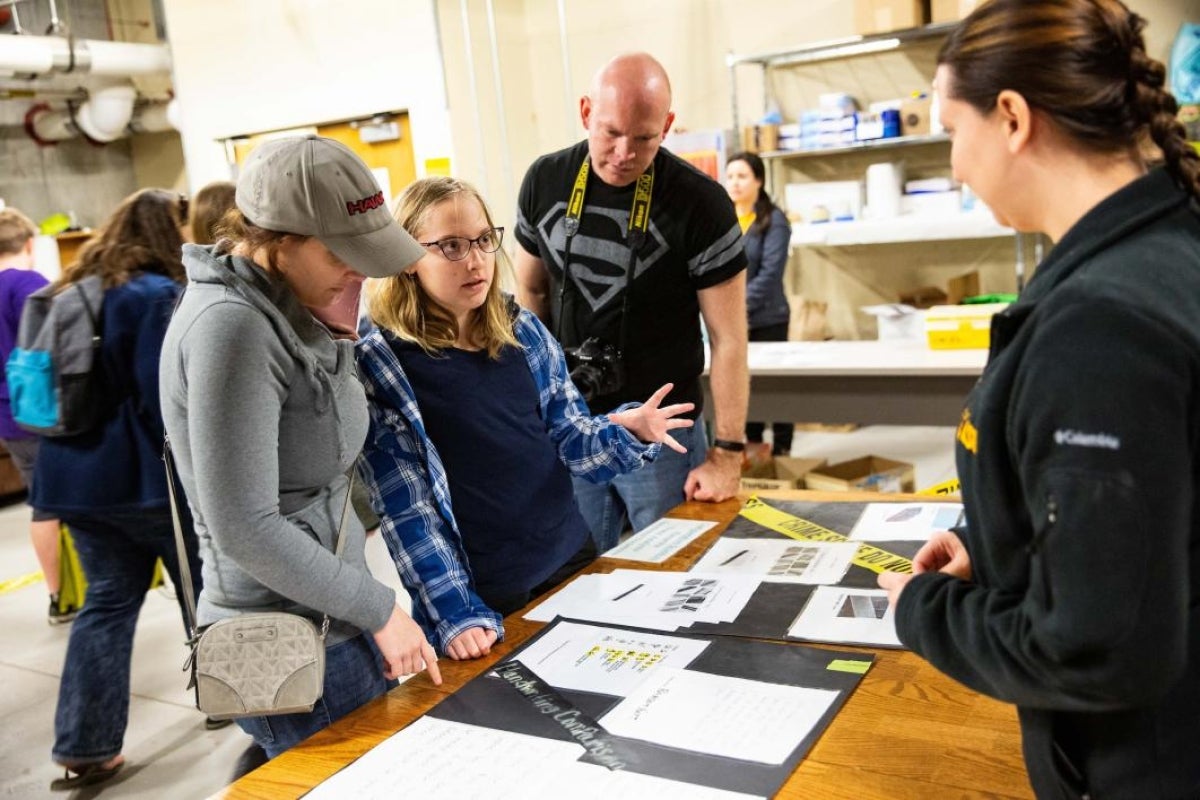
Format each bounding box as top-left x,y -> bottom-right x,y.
512,619 -> 710,696
428,619 -> 874,798
849,502 -> 964,541
303,716 -> 764,799
787,586 -> 902,646
599,667 -> 840,765
690,537 -> 857,584
605,517 -> 719,563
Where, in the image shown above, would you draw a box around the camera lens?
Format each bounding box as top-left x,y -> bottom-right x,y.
570,363 -> 601,402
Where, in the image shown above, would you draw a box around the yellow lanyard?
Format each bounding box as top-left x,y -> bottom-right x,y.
564,158 -> 655,244
556,158 -> 655,348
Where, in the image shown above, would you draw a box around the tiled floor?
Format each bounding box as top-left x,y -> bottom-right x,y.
0,425 -> 955,798
0,501 -> 407,800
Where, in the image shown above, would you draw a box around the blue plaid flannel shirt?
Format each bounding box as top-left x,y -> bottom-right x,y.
355,306 -> 660,654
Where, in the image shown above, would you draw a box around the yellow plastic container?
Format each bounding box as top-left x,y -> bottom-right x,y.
925,303 -> 1008,350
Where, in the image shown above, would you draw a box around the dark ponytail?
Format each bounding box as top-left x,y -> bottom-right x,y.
939,0 -> 1199,200
1129,33 -> 1200,198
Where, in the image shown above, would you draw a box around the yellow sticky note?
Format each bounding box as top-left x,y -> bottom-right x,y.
827,659 -> 872,674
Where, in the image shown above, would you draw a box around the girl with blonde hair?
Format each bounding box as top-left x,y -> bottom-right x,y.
358,176 -> 692,661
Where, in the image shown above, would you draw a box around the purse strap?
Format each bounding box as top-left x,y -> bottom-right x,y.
164,434 -> 357,641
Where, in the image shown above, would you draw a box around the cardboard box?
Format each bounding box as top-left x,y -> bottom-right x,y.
931,0 -> 982,23
775,457 -> 827,485
899,285 -> 948,309
740,124 -> 779,154
855,0 -> 929,34
925,302 -> 1008,349
900,96 -> 932,136
741,441 -> 775,478
804,456 -> 916,493
740,455 -> 828,493
946,271 -> 980,304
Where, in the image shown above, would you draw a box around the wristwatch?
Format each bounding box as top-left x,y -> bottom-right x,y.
712,438 -> 746,453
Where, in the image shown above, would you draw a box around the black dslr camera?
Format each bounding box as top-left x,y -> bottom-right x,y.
564,337 -> 625,402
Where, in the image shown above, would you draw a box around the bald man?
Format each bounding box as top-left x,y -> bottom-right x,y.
514,52 -> 749,553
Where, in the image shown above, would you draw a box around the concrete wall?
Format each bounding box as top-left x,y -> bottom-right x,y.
0,0 -> 184,226
0,127 -> 137,228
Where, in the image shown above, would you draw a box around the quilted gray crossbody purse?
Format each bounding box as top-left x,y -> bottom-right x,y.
166,436 -> 354,720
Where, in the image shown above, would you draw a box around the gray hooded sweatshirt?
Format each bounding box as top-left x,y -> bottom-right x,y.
160,243 -> 394,643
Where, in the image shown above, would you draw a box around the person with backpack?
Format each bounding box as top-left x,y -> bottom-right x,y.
29,189 -> 204,791
0,207 -> 70,625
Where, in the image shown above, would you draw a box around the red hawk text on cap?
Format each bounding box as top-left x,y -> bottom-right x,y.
346,192 -> 385,216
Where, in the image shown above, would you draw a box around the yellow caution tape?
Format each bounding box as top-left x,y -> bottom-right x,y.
918,478 -> 961,497
739,496 -> 912,574
0,570 -> 44,596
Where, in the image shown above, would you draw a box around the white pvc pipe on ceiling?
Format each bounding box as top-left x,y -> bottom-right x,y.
28,88 -> 175,143
0,33 -> 64,73
0,34 -> 171,77
72,83 -> 136,141
81,39 -> 172,76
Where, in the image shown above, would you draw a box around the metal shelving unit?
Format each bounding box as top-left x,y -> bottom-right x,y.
727,22 -> 957,128
726,22 -> 1029,288
790,215 -> 1013,247
760,133 -> 950,161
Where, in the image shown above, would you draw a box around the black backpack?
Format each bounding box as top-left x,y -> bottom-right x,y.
5,274 -> 106,437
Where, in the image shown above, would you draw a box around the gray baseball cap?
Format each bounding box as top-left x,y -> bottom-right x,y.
235,135 -> 425,278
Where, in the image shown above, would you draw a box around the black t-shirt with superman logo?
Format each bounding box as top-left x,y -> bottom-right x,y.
515,141 -> 746,416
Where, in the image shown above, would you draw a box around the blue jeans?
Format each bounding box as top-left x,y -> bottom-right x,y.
573,417 -> 709,553
53,509 -> 201,765
236,633 -> 395,759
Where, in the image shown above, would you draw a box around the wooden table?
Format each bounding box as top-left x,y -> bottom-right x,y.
212,490 -> 1033,799
704,341 -> 986,426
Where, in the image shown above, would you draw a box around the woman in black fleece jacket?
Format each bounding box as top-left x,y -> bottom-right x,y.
877,2 -> 1200,798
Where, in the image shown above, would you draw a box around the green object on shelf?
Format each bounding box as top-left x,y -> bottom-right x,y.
963,293 -> 1018,305
39,213 -> 71,236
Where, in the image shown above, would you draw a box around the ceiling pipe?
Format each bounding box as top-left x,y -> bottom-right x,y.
0,34 -> 171,77
72,83 -> 135,141
25,86 -> 174,145
127,96 -> 176,134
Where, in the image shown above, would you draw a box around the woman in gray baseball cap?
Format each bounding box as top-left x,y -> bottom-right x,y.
159,135 -> 440,759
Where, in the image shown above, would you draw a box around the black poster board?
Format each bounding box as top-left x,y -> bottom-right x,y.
428,617 -> 873,798
684,498 -> 929,647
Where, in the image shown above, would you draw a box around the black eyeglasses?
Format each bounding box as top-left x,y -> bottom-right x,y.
419,227 -> 504,261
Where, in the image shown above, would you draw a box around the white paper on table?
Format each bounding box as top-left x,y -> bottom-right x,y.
608,569 -> 759,622
523,573 -> 670,629
305,716 -> 764,800
605,517 -> 719,563
524,570 -> 759,631
691,538 -> 857,584
849,502 -> 964,541
303,716 -> 583,798
787,586 -> 901,647
509,620 -> 710,696
561,759 -> 765,799
599,667 -> 839,765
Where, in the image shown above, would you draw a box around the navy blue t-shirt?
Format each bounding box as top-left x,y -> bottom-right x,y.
391,339 -> 589,598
